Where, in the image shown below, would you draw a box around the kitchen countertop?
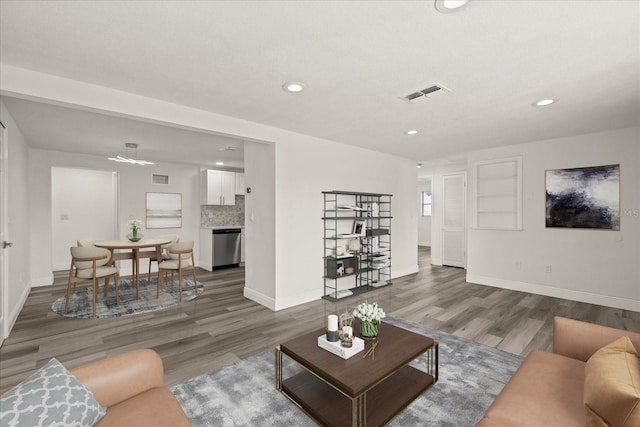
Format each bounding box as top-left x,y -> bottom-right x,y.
201,225 -> 245,230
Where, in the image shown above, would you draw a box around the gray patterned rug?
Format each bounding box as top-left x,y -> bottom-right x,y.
171,316 -> 522,426
51,277 -> 204,319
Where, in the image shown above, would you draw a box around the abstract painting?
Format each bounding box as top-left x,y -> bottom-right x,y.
545,164 -> 620,230
146,192 -> 182,229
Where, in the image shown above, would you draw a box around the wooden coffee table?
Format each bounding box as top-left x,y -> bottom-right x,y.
275,322 -> 438,427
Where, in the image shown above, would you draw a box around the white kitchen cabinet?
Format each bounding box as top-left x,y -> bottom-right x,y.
199,228 -> 213,271
201,169 -> 236,205
235,172 -> 245,195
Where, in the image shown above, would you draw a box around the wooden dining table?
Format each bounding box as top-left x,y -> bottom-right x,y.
94,237 -> 173,298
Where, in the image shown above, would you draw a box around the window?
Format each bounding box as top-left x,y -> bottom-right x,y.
421,191 -> 432,216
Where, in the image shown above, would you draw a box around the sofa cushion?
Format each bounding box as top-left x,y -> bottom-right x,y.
0,358 -> 106,427
479,350 -> 586,427
584,336 -> 640,427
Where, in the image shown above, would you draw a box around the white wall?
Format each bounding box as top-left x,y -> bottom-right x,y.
29,149 -> 200,283
417,180 -> 431,246
51,167 -> 117,270
1,100 -> 31,337
243,141 -> 276,306
272,134 -> 418,310
466,127 -> 640,311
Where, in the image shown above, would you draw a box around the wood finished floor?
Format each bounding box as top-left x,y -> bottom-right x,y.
1,246 -> 639,390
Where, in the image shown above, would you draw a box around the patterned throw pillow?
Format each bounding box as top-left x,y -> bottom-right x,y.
0,358 -> 106,427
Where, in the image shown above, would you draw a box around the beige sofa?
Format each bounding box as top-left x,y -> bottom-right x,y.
2,349 -> 190,427
477,316 -> 640,426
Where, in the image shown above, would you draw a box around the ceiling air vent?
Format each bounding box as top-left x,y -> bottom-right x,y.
404,84 -> 450,104
220,145 -> 242,152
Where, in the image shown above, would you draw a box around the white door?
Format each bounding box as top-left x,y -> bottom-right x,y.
0,121 -> 7,344
442,172 -> 466,268
51,167 -> 118,270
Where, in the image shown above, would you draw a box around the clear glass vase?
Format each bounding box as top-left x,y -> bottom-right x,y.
360,320 -> 379,339
127,232 -> 143,242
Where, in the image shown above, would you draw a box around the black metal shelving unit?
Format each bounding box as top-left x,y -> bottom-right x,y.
322,190 -> 392,302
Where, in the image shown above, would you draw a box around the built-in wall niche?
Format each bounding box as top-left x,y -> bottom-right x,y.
472,156 -> 522,230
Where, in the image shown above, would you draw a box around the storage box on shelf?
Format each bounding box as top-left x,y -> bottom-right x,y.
322,190 -> 392,302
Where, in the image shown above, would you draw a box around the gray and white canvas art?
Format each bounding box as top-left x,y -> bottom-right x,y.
545,164 -> 620,229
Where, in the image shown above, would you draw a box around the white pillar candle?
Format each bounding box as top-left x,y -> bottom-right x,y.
327,314 -> 338,331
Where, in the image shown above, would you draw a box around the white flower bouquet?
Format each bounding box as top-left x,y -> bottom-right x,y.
353,301 -> 385,338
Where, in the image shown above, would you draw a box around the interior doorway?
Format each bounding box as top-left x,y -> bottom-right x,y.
0,121 -> 7,344
51,167 -> 118,271
441,172 -> 466,268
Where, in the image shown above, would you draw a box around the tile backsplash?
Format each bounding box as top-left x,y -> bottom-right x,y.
201,195 -> 245,227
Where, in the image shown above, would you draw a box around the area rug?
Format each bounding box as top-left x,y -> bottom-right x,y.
51,277 -> 204,319
171,316 -> 522,427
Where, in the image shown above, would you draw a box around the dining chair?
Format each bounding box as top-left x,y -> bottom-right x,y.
77,238 -> 113,265
67,246 -> 119,317
157,241 -> 197,301
146,234 -> 180,282
77,238 -> 103,247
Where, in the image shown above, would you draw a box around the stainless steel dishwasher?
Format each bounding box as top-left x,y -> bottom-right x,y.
212,228 -> 241,269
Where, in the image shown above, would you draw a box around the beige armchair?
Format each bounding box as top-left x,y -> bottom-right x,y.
67,246 -> 119,316
157,241 -> 197,301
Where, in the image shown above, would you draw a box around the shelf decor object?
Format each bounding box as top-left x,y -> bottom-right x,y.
322,191 -> 393,301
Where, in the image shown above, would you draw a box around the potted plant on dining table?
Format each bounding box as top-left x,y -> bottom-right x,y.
127,219 -> 143,242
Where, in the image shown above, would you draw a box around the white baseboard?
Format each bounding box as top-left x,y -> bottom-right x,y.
418,241 -> 431,247
198,258 -> 212,272
431,257 -> 443,266
392,265 -> 419,279
466,274 -> 640,312
31,273 -> 54,287
243,287 -> 276,311
275,289 -> 320,312
7,280 -> 32,337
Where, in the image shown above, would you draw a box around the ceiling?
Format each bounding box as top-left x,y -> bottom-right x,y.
1,97 -> 245,168
1,1 -> 639,169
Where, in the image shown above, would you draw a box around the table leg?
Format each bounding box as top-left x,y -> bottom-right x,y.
133,249 -> 140,299
275,346 -> 283,390
353,393 -> 366,427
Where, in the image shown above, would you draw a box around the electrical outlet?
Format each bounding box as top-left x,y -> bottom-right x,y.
545,265 -> 552,273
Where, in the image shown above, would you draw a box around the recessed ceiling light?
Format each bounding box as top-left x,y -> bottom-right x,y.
216,161 -> 224,166
435,0 -> 470,13
417,163 -> 422,168
282,82 -> 304,93
533,98 -> 558,107
406,130 -> 419,135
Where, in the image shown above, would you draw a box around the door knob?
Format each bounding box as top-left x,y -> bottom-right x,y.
2,241 -> 13,248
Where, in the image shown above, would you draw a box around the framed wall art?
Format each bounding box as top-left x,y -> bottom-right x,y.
145,192 -> 182,229
545,164 -> 620,230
